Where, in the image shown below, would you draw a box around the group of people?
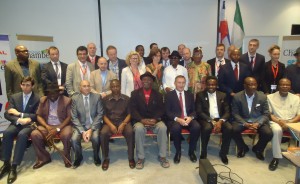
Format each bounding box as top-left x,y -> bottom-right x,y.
0,40 -> 299,183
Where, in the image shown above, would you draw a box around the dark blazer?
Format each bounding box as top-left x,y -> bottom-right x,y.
87,55 -> 101,70
207,58 -> 230,76
41,61 -> 68,89
107,58 -> 127,80
240,53 -> 265,86
165,90 -> 196,121
261,60 -> 285,94
130,88 -> 164,124
231,90 -> 269,125
4,92 -> 40,124
218,61 -> 251,96
195,90 -> 230,121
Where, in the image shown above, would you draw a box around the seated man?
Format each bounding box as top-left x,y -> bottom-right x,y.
165,75 -> 200,164
267,78 -> 300,171
0,77 -> 40,184
100,79 -> 135,171
71,80 -> 103,168
131,72 -> 169,169
31,82 -> 72,169
232,77 -> 273,160
195,76 -> 232,164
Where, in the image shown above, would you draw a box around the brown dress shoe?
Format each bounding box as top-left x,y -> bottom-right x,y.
102,159 -> 110,171
33,159 -> 52,169
129,159 -> 136,169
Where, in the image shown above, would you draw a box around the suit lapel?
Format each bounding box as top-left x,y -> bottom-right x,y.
241,92 -> 250,115
14,61 -> 24,77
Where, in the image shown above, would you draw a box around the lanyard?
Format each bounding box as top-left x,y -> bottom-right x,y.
271,64 -> 279,80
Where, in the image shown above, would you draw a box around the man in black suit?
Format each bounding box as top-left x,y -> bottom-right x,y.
87,43 -> 101,70
41,46 -> 68,96
207,43 -> 230,77
231,77 -> 273,160
0,77 -> 40,184
106,45 -> 127,80
240,39 -> 265,89
195,76 -> 232,164
165,75 -> 200,164
218,49 -> 251,102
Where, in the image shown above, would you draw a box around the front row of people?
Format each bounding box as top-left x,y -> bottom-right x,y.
0,74 -> 299,183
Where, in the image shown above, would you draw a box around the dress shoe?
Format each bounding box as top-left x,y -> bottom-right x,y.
188,152 -> 197,163
237,146 -> 249,158
252,147 -> 264,160
33,159 -> 52,169
173,152 -> 181,164
0,163 -> 11,179
73,156 -> 83,169
129,159 -> 136,169
269,158 -> 279,171
219,153 -> 228,165
94,157 -> 101,166
102,159 -> 110,171
7,168 -> 17,184
200,151 -> 207,159
64,162 -> 72,168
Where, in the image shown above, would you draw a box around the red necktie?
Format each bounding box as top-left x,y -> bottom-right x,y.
234,64 -> 238,80
179,92 -> 184,119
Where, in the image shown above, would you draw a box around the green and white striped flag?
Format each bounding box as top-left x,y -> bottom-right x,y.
231,0 -> 244,50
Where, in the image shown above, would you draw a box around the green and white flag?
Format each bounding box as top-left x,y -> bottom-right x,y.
231,0 -> 244,50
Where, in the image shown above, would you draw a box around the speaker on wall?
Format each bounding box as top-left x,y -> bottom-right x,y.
291,24 -> 300,35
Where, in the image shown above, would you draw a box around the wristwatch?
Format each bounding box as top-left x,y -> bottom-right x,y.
56,128 -> 61,132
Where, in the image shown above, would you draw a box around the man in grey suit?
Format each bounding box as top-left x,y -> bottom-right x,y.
231,77 -> 273,160
65,46 -> 95,97
71,80 -> 103,168
0,77 -> 40,184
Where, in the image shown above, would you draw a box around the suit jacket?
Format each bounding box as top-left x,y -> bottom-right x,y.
261,60 -> 285,94
41,61 -> 68,89
71,92 -> 103,132
195,90 -> 230,121
130,88 -> 164,124
107,58 -> 127,80
36,95 -> 71,124
4,59 -> 44,100
90,69 -> 117,95
4,92 -> 40,125
65,61 -> 95,96
207,58 -> 230,76
232,90 -> 269,125
121,66 -> 146,97
218,61 -> 251,96
165,90 -> 196,121
87,55 -> 100,70
240,53 -> 265,86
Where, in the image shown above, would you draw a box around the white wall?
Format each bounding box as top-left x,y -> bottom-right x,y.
0,0 -> 299,63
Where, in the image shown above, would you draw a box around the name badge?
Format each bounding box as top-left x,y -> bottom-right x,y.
271,85 -> 277,90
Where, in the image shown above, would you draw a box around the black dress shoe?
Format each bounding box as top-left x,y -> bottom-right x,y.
237,147 -> 249,158
32,159 -> 52,169
94,157 -> 101,166
189,152 -> 197,163
73,156 -> 83,169
0,163 -> 11,179
173,152 -> 181,164
7,168 -> 17,184
102,159 -> 109,171
200,151 -> 207,159
252,147 -> 264,160
219,153 -> 228,165
269,158 -> 279,171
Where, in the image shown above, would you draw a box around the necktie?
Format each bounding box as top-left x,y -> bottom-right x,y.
250,56 -> 254,70
179,92 -> 184,119
234,64 -> 238,80
84,96 -> 91,129
54,63 -> 60,79
82,64 -> 88,80
23,95 -> 29,111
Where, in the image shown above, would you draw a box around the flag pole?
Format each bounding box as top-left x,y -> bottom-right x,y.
217,0 -> 221,45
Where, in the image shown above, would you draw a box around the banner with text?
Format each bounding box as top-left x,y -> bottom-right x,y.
281,36 -> 300,66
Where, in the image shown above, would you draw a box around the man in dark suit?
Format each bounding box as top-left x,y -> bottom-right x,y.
218,49 -> 251,102
231,77 -> 273,160
87,42 -> 101,70
240,39 -> 265,89
71,80 -> 103,168
0,77 -> 40,184
41,46 -> 68,96
165,75 -> 200,164
131,72 -> 169,169
195,76 -> 232,164
207,43 -> 230,77
106,45 -> 127,80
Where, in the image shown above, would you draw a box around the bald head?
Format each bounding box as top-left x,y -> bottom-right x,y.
230,49 -> 240,63
15,45 -> 29,61
87,42 -> 97,57
80,80 -> 91,95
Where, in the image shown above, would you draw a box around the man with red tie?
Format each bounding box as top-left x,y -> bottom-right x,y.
87,43 -> 101,70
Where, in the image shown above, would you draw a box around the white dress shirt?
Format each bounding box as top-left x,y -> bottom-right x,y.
162,65 -> 189,91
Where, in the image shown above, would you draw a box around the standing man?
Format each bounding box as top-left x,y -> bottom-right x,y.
195,76 -> 231,164
87,42 -> 101,70
100,79 -> 135,170
31,82 -> 72,169
161,47 -> 171,68
90,57 -> 117,99
165,75 -> 200,164
231,77 -> 273,160
179,48 -> 192,68
0,77 -> 40,183
5,45 -> 43,100
207,44 -> 230,77
131,72 -> 169,169
106,45 -> 127,80
285,47 -> 300,96
136,44 -> 149,66
41,46 -> 68,96
71,80 -> 103,168
177,44 -> 186,60
65,46 -> 95,97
